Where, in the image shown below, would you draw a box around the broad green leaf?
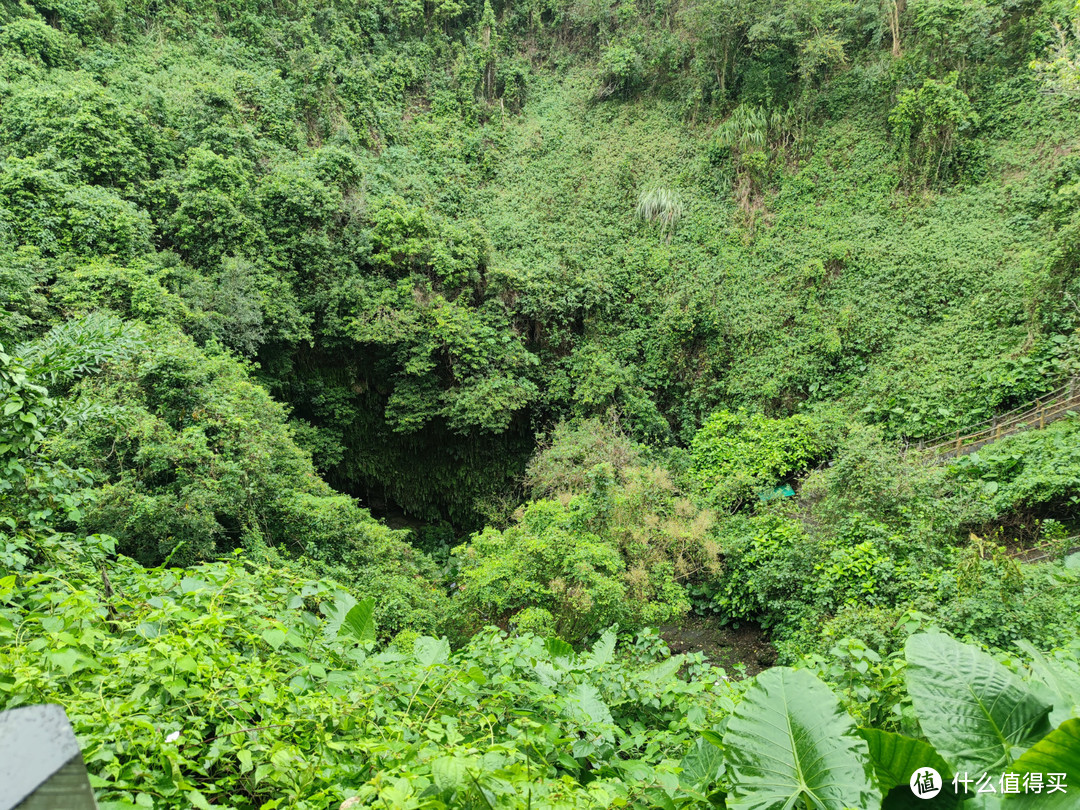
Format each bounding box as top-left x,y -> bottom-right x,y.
905,633 -> 1052,773
967,797 -> 1004,810
702,729 -> 725,748
533,660 -> 559,688
545,636 -> 574,660
179,577 -> 209,594
723,667 -> 880,810
679,736 -> 724,793
586,629 -> 616,669
261,627 -> 286,650
1002,718 -> 1080,809
1015,640 -> 1080,726
464,665 -> 487,685
641,654 -> 684,683
642,787 -> 678,810
431,755 -> 471,792
859,728 -> 953,793
882,787 -> 963,810
565,683 -> 613,727
414,635 -> 450,668
860,729 -> 961,809
612,758 -> 656,782
339,599 -> 376,643
319,593 -> 356,638
47,647 -> 98,676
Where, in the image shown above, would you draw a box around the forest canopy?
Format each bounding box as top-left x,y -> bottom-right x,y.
2,0 -> 1080,806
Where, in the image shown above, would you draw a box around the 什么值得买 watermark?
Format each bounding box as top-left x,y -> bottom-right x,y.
908,766 -> 1067,799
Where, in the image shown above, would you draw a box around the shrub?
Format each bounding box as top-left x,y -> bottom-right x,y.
598,40 -> 644,97
60,186 -> 152,260
889,72 -> 979,188
692,514 -> 817,631
0,18 -> 75,67
0,73 -> 162,190
688,408 -> 835,510
947,415 -> 1080,524
525,415 -> 642,498
454,464 -> 717,644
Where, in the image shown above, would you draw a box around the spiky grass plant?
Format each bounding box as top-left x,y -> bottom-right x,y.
635,187 -> 683,241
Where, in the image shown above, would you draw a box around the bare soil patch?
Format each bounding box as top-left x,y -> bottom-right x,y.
660,614 -> 777,678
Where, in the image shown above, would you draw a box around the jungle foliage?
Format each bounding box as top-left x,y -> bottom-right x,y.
3,0 -> 1080,806
3,547 -> 1079,808
2,0 -> 1079,523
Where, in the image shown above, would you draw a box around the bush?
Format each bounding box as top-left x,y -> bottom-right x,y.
60,186 -> 152,259
454,464 -> 717,644
692,515 -> 817,631
598,40 -> 644,97
34,323 -> 447,633
947,415 -> 1080,525
889,72 -> 979,188
688,408 -> 836,510
0,18 -> 75,67
525,415 -> 642,498
0,73 -> 163,190
51,258 -> 191,324
1,314 -> 141,571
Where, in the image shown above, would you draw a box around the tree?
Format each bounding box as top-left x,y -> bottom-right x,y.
0,314 -> 140,570
889,71 -> 978,187
1031,4 -> 1080,98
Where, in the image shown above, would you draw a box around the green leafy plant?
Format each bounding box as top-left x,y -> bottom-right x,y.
714,633 -> 1079,810
905,632 -> 1053,773
723,667 -> 881,810
1002,718 -> 1080,809
1,552 -> 739,809
889,72 -> 978,188
688,409 -> 834,510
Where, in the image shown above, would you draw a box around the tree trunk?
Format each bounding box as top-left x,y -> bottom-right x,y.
888,0 -> 905,57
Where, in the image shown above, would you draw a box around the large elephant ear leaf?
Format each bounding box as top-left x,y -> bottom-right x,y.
858,728 -> 961,809
905,633 -> 1052,774
1002,718 -> 1080,809
679,736 -> 725,795
859,728 -> 953,791
1014,640 -> 1080,727
723,667 -> 881,810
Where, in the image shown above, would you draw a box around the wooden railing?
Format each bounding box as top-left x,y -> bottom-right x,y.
903,376 -> 1080,461
1016,541 -> 1080,564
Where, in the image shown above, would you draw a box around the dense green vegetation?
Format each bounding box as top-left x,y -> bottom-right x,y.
3,0 -> 1080,805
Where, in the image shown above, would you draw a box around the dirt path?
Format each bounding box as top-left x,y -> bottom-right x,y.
659,615 -> 777,678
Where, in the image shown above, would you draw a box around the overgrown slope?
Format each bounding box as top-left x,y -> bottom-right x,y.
3,1 -> 1080,806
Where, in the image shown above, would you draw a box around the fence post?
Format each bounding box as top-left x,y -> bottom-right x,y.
1038,398 -> 1045,429
955,430 -> 961,452
993,415 -> 999,439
